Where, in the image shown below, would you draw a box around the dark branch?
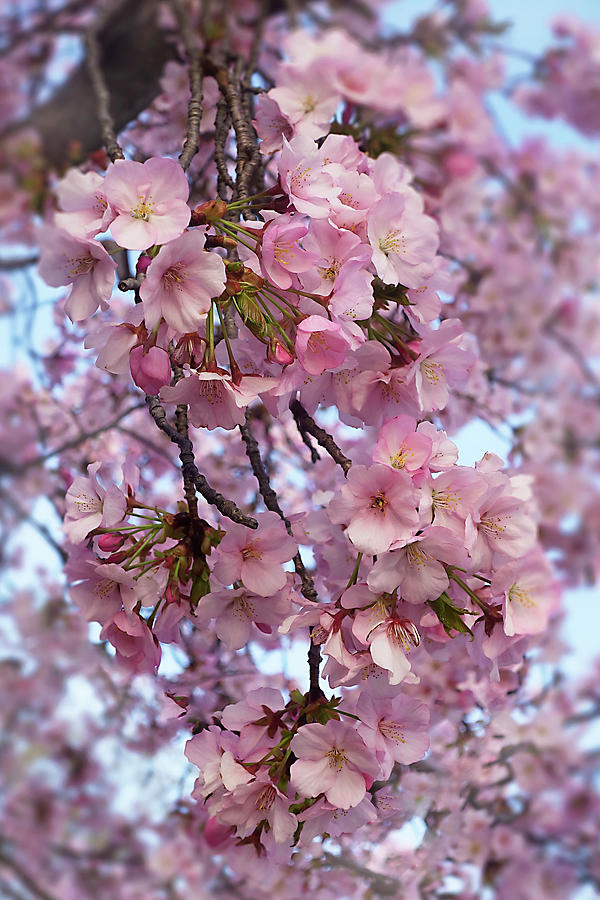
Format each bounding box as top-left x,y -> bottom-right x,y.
168,0 -> 204,171
84,7 -> 125,162
290,400 -> 352,475
8,0 -> 173,168
239,410 -> 322,696
146,395 -> 257,528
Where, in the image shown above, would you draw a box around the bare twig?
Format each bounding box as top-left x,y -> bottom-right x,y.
146,395 -> 257,528
239,410 -> 321,697
290,400 -> 352,475
168,0 -> 204,171
84,9 -> 125,162
0,843 -> 61,900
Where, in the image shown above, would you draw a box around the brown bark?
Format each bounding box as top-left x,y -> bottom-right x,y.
20,0 -> 174,168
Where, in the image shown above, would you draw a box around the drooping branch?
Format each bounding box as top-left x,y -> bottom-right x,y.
146,395 -> 257,528
290,400 -> 352,475
239,410 -> 322,697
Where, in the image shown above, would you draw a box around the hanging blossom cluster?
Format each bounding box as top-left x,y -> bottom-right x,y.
3,0 -> 600,894
37,31 -> 561,856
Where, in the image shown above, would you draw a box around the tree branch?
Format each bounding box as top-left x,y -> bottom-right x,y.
146,395 -> 257,528
289,400 -> 352,475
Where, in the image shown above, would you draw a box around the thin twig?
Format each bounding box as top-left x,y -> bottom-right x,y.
0,844 -> 61,900
0,486 -> 67,562
168,0 -> 204,171
84,9 -> 125,162
146,395 -> 257,528
289,400 -> 352,475
239,411 -> 321,696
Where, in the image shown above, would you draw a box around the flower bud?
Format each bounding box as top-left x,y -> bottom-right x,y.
129,345 -> 171,395
136,253 -> 152,274
267,340 -> 294,366
97,533 -> 126,552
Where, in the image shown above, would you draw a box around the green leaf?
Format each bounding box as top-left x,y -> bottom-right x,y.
233,290 -> 270,342
428,593 -> 473,638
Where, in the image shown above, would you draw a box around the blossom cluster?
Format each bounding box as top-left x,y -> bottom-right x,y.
8,0 -> 598,890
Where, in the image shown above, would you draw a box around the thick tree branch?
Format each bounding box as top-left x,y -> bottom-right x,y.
84,5 -> 125,162
7,0 -> 173,168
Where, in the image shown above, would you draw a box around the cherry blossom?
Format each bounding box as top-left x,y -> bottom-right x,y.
290,720 -> 381,809
139,229 -> 226,332
102,156 -> 191,249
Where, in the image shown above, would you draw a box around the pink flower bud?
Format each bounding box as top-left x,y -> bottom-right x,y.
129,345 -> 171,395
267,340 -> 295,366
166,583 -> 180,604
136,253 -> 152,274
97,533 -> 126,552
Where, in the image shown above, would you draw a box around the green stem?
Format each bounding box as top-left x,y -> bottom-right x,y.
214,300 -> 239,374
344,552 -> 363,589
448,572 -> 491,613
123,526 -> 161,570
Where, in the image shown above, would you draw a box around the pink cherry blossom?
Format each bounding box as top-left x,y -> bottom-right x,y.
139,229 -> 226,333
352,599 -> 420,685
53,167 -> 115,238
355,692 -> 430,779
278,135 -> 339,218
328,464 -> 419,556
212,511 -> 297,597
492,552 -> 560,637
367,191 -> 439,289
269,67 -> 340,140
295,315 -> 349,375
101,610 -> 161,674
160,370 -> 275,430
372,415 -> 433,473
214,773 -> 296,843
102,156 -> 191,250
290,720 -> 381,809
405,319 -> 476,412
194,581 -> 293,650
253,93 -> 293,153
367,526 -> 468,603
63,462 -> 127,544
259,214 -> 318,289
38,227 -> 116,321
129,345 -> 172,395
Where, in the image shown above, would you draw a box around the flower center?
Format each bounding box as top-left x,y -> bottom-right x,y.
326,747 -> 347,770
508,584 -> 535,608
390,444 -> 409,469
480,515 -> 507,535
406,543 -> 428,566
131,194 -> 155,221
241,543 -> 262,561
387,617 -> 420,651
378,720 -> 406,743
69,255 -> 95,277
256,784 -> 276,812
421,360 -> 444,385
378,228 -> 406,256
73,492 -> 102,514
232,594 -> 256,619
370,491 -> 388,513
162,261 -> 186,289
